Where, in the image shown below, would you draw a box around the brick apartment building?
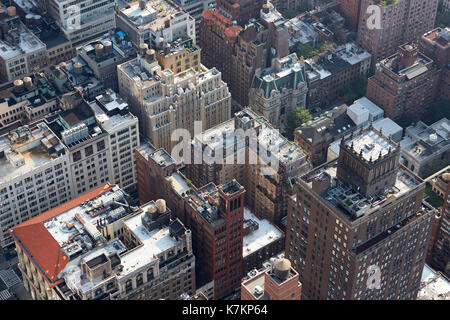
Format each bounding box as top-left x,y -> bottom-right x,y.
366,43 -> 438,121
135,143 -> 245,299
199,1 -> 291,107
305,43 -> 371,109
334,0 -> 363,31
286,125 -> 435,299
419,27 -> 450,101
357,0 -> 439,68
429,172 -> 450,277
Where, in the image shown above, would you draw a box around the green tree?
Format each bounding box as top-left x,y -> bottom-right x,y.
286,106 -> 312,140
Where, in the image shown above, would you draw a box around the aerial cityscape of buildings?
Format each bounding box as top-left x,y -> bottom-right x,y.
0,0 -> 448,303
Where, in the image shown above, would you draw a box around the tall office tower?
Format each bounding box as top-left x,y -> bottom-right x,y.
357,0 -> 439,67
9,184 -> 196,300
117,46 -> 231,153
186,108 -> 310,226
366,43 -> 437,121
334,0 -> 362,31
429,172 -> 450,277
420,28 -> 450,101
44,90 -> 139,196
241,258 -> 302,300
0,122 -> 72,249
116,0 -> 196,47
286,125 -> 435,299
36,0 -> 116,47
249,54 -> 308,130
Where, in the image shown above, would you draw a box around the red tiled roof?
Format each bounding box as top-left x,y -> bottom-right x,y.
9,183 -> 115,287
202,9 -> 241,41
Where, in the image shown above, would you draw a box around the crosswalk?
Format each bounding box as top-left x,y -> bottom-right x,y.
0,269 -> 21,289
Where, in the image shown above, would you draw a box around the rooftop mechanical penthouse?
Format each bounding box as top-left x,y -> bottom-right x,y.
9,184 -> 195,300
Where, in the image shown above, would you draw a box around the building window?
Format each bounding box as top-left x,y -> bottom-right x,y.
73,151 -> 81,162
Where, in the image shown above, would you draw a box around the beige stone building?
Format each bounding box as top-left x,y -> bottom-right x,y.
10,184 -> 196,300
186,108 -> 310,226
118,48 -> 231,153
155,37 -> 201,75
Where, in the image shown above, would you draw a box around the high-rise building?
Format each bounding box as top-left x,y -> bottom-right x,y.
9,184 -> 196,300
186,108 -> 310,226
249,54 -> 308,130
357,0 -> 439,67
0,6 -> 47,83
334,0 -> 362,31
366,43 -> 438,121
241,258 -> 302,300
117,46 -> 231,153
43,90 -> 139,196
116,0 -> 196,47
419,27 -> 450,101
198,6 -> 241,95
0,122 -> 72,249
134,145 -> 245,299
286,125 -> 435,299
154,37 -> 201,75
229,3 -> 290,107
428,171 -> 450,277
35,0 -> 116,47
90,90 -> 140,193
200,2 -> 290,107
76,36 -> 136,93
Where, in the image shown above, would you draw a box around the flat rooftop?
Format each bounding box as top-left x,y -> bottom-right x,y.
120,202 -> 179,276
121,0 -> 187,31
0,123 -> 66,183
0,21 -> 45,61
195,108 -> 307,167
418,264 -> 450,300
303,160 -> 421,222
243,208 -> 283,257
345,128 -> 397,162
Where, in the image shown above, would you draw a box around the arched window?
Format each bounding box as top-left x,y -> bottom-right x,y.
147,268 -> 154,281
125,279 -> 132,293
136,273 -> 143,287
